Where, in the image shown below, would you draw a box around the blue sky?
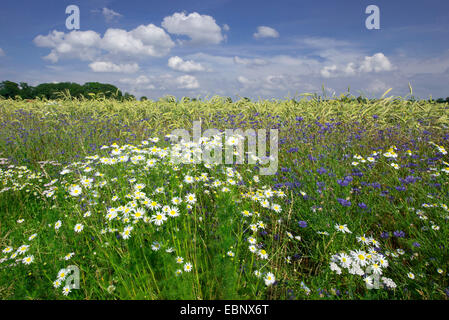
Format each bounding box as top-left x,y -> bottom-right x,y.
1,0 -> 449,99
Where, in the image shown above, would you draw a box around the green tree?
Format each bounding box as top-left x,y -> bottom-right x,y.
0,80 -> 130,100
19,82 -> 34,99
123,93 -> 136,100
0,81 -> 21,98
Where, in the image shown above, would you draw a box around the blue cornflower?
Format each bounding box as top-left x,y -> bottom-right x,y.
380,232 -> 389,239
358,202 -> 367,209
337,198 -> 351,207
298,221 -> 307,228
393,230 -> 405,238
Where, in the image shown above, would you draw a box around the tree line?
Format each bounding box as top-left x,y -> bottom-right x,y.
0,80 -> 135,100
1,80 -> 448,103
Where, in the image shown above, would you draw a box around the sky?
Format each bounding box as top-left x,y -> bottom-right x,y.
0,0 -> 449,100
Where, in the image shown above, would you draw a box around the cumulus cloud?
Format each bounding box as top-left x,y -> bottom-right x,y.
34,30 -> 102,62
320,53 -> 393,78
102,24 -> 174,57
33,25 -> 175,63
320,65 -> 338,78
162,12 -> 224,44
359,53 -> 393,73
175,75 -> 199,89
253,26 -> 279,39
168,56 -> 205,72
89,61 -> 139,73
102,8 -> 122,22
0,48 -> 5,56
29,30 -> 433,99
343,62 -> 357,76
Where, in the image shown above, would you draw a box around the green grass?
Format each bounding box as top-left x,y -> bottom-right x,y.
0,95 -> 448,300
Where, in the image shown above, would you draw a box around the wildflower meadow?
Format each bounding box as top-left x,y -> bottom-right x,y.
0,94 -> 448,300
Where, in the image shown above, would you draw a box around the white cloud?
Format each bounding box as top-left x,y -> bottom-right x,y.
253,26 -> 279,39
320,65 -> 337,78
237,76 -> 251,85
102,8 -> 122,22
101,24 -> 175,57
0,48 -> 5,56
187,52 -> 234,66
242,74 -> 285,88
34,25 -> 175,63
299,37 -> 351,49
187,52 -> 323,94
162,12 -> 224,44
119,75 -> 155,89
320,53 -> 393,78
34,30 -> 102,62
233,56 -> 268,67
168,56 -> 205,72
264,75 -> 286,88
119,75 -> 150,85
118,74 -> 201,93
295,37 -> 364,68
175,75 -> 199,89
223,24 -> 230,32
359,53 -> 392,73
89,61 -> 139,73
343,62 -> 357,76
396,50 -> 449,76
28,31 -> 448,99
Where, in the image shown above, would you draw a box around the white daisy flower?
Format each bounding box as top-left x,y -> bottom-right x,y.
264,272 -> 275,286
184,262 -> 193,272
74,223 -> 84,233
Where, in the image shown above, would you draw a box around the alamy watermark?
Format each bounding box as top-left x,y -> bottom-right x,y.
365,5 -> 380,30
365,265 -> 381,290
64,4 -> 378,31
167,121 -> 279,175
64,265 -> 80,289
66,5 -> 80,30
